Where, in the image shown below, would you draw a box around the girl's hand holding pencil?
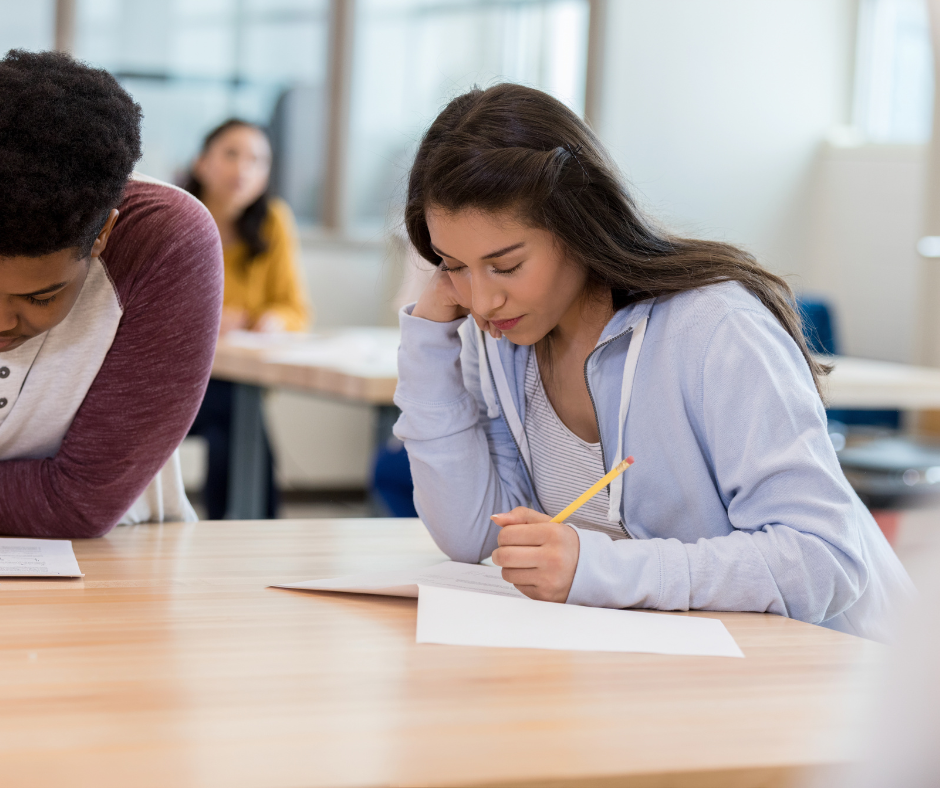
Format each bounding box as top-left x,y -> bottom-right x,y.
491,456 -> 635,603
491,508 -> 581,603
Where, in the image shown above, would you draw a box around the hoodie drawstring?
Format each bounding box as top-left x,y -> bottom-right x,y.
608,316 -> 648,523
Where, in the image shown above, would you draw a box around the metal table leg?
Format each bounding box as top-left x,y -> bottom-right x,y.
227,383 -> 269,520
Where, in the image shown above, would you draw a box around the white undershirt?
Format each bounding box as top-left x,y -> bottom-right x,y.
0,334 -> 45,430
523,352 -> 628,541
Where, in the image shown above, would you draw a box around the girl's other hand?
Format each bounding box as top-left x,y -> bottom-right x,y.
253,311 -> 286,333
412,267 -> 503,339
490,507 -> 580,602
220,307 -> 249,335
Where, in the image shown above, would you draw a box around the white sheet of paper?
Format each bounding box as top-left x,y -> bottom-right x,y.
0,538 -> 83,577
416,584 -> 744,657
275,561 -> 526,599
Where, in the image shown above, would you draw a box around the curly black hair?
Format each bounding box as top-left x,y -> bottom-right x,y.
0,49 -> 142,258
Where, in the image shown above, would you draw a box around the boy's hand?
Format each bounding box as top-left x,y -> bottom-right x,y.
490,507 -> 580,602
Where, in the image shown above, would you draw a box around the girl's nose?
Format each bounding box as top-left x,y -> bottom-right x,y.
470,274 -> 507,317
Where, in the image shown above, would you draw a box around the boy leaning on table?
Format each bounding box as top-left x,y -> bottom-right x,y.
0,49 -> 223,537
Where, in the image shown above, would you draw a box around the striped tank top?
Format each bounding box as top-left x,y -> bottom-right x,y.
523,352 -> 628,540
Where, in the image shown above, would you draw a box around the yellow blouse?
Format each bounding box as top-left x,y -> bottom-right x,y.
222,198 -> 310,332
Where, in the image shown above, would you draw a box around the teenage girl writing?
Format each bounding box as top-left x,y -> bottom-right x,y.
393,84 -> 911,641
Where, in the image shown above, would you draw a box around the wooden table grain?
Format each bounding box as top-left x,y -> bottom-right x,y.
0,519 -> 882,788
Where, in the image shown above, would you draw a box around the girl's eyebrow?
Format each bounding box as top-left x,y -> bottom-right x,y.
15,281 -> 69,298
430,242 -> 525,261
481,242 -> 525,260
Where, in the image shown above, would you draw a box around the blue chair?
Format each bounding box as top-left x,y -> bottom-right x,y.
371,438 -> 418,518
798,298 -> 900,430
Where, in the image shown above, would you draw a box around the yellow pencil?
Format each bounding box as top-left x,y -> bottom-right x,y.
550,455 -> 635,523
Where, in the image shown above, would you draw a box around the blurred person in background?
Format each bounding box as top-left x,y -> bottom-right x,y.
185,119 -> 310,520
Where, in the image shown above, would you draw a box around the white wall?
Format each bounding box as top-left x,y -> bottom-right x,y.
804,141 -> 926,362
595,0 -> 858,281
265,234 -> 394,489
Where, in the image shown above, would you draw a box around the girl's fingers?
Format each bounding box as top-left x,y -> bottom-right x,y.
491,545 -> 541,568
495,523 -> 552,547
491,507 -> 552,526
467,309 -> 502,340
499,567 -> 541,587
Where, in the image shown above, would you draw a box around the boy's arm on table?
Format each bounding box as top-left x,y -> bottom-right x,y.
567,307 -> 869,626
393,307 -> 532,563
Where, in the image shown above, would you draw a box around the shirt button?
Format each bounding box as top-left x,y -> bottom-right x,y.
0,398 -> 7,408
0,367 -> 8,379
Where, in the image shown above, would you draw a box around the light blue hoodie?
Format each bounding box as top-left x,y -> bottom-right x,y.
393,282 -> 912,642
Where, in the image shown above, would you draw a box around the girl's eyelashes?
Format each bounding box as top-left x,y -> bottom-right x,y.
24,294 -> 59,307
439,260 -> 521,274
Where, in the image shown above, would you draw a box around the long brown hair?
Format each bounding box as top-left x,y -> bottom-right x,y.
405,84 -> 829,397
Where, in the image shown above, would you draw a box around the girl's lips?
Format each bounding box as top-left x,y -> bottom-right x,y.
491,316 -> 523,331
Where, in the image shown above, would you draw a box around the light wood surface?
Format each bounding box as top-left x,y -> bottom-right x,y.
825,355 -> 940,409
211,329 -> 398,404
0,519 -> 882,788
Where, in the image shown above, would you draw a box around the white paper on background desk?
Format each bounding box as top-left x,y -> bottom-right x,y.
416,584 -> 745,658
0,538 -> 83,577
275,560 -> 527,599
264,329 -> 399,379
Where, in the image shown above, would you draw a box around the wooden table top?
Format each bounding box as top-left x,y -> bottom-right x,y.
0,518 -> 881,788
211,329 -> 398,404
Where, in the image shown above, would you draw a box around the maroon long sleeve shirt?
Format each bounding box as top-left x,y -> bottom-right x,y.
0,179 -> 223,538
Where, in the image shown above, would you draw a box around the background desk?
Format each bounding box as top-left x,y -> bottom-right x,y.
211,341 -> 940,519
0,519 -> 882,788
825,355 -> 940,409
211,329 -> 399,518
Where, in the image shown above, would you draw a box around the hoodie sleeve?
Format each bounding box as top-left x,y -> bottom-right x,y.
393,305 -> 534,563
567,306 -> 872,627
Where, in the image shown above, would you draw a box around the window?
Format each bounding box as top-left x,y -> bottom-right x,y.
73,0 -> 331,222
853,0 -> 934,143
348,0 -> 589,228
0,0 -> 54,53
7,0 -> 590,231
